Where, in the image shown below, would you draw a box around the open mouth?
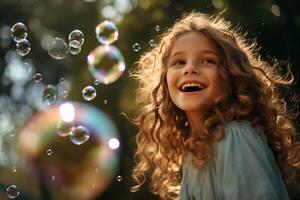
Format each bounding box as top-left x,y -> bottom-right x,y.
180,83 -> 206,92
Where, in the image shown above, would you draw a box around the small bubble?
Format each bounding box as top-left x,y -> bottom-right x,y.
57,121 -> 74,137
33,73 -> 43,82
11,22 -> 27,42
68,29 -> 84,46
69,125 -> 90,145
16,39 -> 31,56
94,79 -> 100,86
82,85 -> 97,101
155,25 -> 160,32
46,149 -> 53,156
116,175 -> 122,182
12,166 -> 17,173
69,40 -> 81,55
104,99 -> 107,104
48,37 -> 68,59
51,175 -> 56,181
6,185 -> 20,199
62,90 -> 69,98
95,168 -> 99,174
43,85 -> 57,105
132,43 -> 141,52
95,20 -> 119,45
148,39 -> 156,47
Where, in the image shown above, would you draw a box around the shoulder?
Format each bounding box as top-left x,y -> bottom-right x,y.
217,120 -> 268,152
223,120 -> 264,140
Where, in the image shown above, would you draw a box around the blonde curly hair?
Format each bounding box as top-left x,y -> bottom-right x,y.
130,11 -> 300,200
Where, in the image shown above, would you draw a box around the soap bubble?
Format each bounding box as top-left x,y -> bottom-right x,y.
69,125 -> 90,145
82,85 -> 97,101
43,85 -> 57,106
155,25 -> 160,32
94,80 -> 100,86
16,39 -> 31,56
95,20 -> 118,45
148,39 -> 156,47
46,149 -> 53,156
33,73 -> 42,83
11,22 -> 27,42
69,40 -> 81,55
18,102 -> 120,200
116,175 -> 122,182
132,43 -> 141,52
6,185 -> 20,199
57,121 -> 74,137
87,45 -> 125,84
48,37 -> 68,59
68,29 -> 84,46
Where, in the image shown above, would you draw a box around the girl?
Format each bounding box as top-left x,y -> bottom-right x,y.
130,12 -> 300,200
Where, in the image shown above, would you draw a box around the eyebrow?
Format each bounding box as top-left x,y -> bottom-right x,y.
170,50 -> 219,58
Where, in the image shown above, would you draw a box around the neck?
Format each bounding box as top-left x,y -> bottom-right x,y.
186,111 -> 205,136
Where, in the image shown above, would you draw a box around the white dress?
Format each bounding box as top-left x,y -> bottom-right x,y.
179,120 -> 289,200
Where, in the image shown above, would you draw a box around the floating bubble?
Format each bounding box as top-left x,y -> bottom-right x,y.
46,149 -> 53,156
155,25 -> 160,32
132,43 -> 141,52
69,40 -> 81,55
48,37 -> 68,59
16,39 -> 31,56
95,20 -> 118,45
43,85 -> 57,106
11,22 -> 27,42
87,45 -> 125,84
69,29 -> 84,46
104,99 -> 107,104
33,73 -> 42,82
18,102 -> 120,200
82,85 -> 97,101
62,90 -> 69,98
51,176 -> 56,181
12,166 -> 17,173
148,39 -> 156,47
116,175 -> 122,182
69,125 -> 90,145
57,121 -> 74,137
94,80 -> 100,86
6,185 -> 20,199
95,168 -> 99,174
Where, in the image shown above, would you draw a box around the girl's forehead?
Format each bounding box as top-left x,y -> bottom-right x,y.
169,31 -> 220,56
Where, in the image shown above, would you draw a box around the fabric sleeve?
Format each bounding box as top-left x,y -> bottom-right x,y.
214,121 -> 289,200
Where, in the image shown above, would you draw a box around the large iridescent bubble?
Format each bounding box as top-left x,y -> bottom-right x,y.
18,102 -> 120,200
87,45 -> 125,84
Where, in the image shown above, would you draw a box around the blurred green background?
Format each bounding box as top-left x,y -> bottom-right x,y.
0,0 -> 299,199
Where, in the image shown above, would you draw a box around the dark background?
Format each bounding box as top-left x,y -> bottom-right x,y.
0,0 -> 299,199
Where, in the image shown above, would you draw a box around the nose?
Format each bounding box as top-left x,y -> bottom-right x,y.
183,61 -> 198,75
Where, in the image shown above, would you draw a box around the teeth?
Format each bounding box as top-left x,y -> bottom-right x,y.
181,83 -> 205,91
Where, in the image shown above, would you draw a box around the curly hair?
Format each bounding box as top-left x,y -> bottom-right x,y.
130,11 -> 300,200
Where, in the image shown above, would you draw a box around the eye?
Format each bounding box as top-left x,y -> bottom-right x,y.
202,59 -> 217,65
172,59 -> 186,67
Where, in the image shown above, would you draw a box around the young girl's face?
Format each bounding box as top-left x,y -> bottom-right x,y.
166,31 -> 224,117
